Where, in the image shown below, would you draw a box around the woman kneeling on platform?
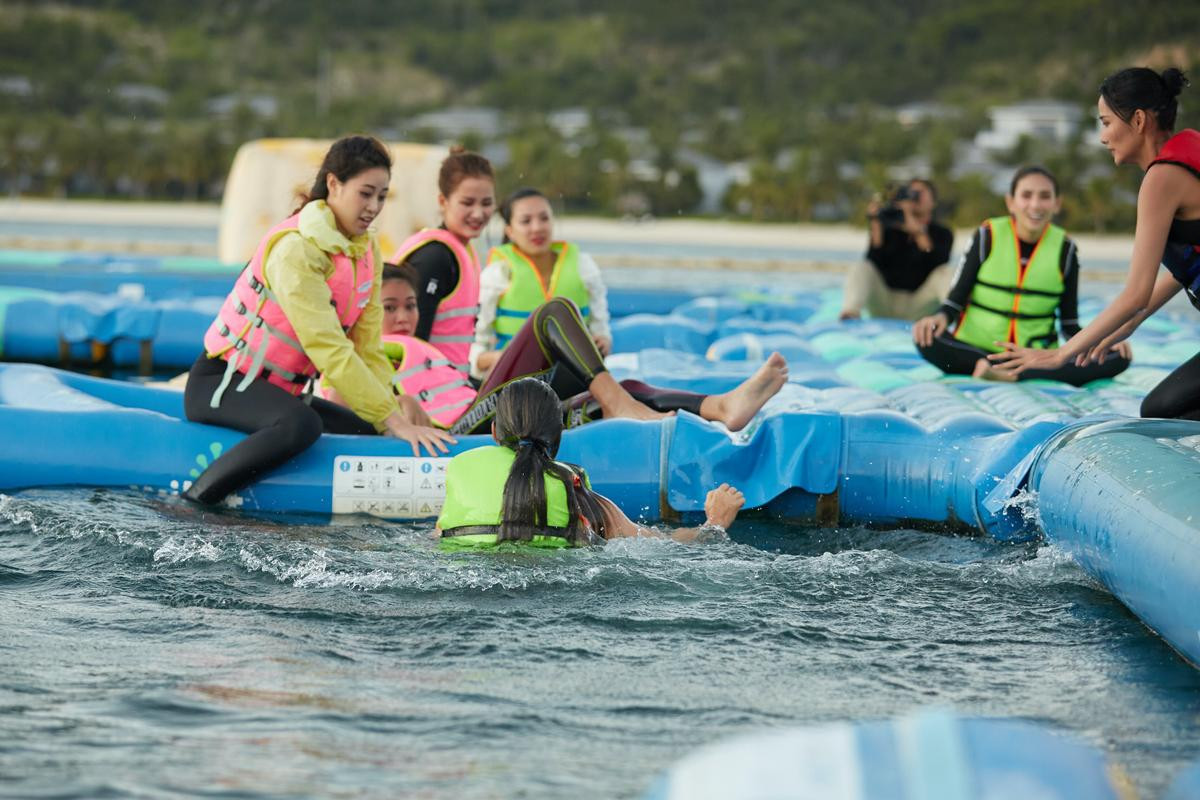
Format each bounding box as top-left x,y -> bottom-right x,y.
435,378 -> 746,549
911,165 -> 1132,385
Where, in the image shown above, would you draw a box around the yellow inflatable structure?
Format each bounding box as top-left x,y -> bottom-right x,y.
218,139 -> 445,264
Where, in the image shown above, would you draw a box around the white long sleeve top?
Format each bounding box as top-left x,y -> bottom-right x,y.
468,248 -> 611,380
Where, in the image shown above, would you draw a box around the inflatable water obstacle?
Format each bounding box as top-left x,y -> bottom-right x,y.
645,708 -> 1137,800
0,262 -> 1198,671
0,249 -> 705,371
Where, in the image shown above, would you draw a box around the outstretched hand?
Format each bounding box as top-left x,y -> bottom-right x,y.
382,411 -> 456,456
704,483 -> 745,529
986,342 -> 1067,375
1082,338 -> 1133,365
397,393 -> 433,429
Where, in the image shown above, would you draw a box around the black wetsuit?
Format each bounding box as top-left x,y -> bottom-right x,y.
918,225 -> 1130,387
1141,215 -> 1200,418
182,356 -> 377,504
405,230 -> 462,343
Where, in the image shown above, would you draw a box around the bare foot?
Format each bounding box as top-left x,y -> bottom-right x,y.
701,351 -> 789,431
972,357 -> 1017,383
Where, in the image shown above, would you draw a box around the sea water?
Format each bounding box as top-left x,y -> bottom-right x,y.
2,489 -> 1198,799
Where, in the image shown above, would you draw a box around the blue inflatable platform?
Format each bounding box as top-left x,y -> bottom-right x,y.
1,275 -> 1199,670
644,709 -> 1132,800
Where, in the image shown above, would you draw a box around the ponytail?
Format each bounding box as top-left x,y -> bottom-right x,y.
494,378 -> 606,544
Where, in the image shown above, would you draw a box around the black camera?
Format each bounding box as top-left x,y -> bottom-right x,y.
876,185 -> 916,228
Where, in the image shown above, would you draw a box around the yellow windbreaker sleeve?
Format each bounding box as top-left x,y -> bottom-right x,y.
348,240 -> 401,393
264,233 -> 396,429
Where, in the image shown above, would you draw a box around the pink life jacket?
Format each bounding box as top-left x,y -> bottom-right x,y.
202,213 -> 375,406
392,228 -> 479,372
382,333 -> 477,427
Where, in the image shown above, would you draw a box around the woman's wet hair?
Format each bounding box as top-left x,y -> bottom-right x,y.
494,377 -> 607,545
1009,165 -> 1059,197
295,135 -> 391,213
1100,67 -> 1189,131
498,187 -> 548,245
439,145 -> 494,198
381,261 -> 420,293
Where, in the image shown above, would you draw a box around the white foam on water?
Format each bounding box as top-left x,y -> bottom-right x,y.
153,535 -> 222,564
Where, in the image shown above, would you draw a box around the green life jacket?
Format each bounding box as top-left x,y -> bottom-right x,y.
953,216 -> 1065,352
490,242 -> 590,349
436,445 -> 588,551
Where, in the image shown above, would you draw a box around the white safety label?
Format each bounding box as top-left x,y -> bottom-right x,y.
331,455 -> 448,519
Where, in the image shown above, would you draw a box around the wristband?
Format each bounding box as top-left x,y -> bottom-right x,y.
696,522 -> 727,541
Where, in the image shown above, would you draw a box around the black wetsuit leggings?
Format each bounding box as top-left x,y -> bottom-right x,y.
1142,350 -> 1200,419
918,333 -> 1130,387
450,297 -> 705,435
182,355 -> 376,504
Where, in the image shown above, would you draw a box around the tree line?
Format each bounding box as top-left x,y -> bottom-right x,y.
0,1 -> 1195,230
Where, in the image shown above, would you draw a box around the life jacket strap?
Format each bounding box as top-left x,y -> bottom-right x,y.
434,305 -> 481,321
966,298 -> 1056,321
973,277 -> 1063,299
393,358 -> 454,381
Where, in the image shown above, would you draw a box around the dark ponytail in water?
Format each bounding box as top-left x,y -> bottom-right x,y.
293,135 -> 392,214
494,377 -> 607,545
1100,67 -> 1190,132
499,187 -> 548,245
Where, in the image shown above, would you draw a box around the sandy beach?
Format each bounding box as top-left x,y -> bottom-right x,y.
0,197 -> 1138,280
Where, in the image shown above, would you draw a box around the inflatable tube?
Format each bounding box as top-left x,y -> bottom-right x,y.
644,708 -> 1129,800
0,363 -> 1069,539
1028,418 -> 1200,668
1165,760 -> 1200,800
0,282 -> 699,371
0,289 -> 216,369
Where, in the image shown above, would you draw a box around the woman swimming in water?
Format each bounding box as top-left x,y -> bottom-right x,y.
435,377 -> 746,549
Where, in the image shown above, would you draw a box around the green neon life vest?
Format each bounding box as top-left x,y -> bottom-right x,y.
491,242 -> 590,349
953,216 -> 1065,352
436,445 -> 588,550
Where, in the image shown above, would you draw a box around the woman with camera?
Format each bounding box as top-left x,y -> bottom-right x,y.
840,178 -> 955,321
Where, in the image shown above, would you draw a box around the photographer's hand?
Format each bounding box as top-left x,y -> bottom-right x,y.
866,198 -> 884,248
901,201 -> 932,252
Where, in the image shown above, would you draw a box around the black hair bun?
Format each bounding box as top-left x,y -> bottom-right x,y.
1162,67 -> 1190,98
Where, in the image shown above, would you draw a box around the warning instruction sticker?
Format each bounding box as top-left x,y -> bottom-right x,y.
331,455 -> 447,519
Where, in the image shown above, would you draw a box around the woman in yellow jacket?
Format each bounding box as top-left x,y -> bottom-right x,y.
183,136 -> 453,505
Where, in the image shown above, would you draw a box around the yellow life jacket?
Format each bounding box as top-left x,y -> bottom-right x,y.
953,216 -> 1065,352
436,445 -> 590,550
490,242 -> 589,348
